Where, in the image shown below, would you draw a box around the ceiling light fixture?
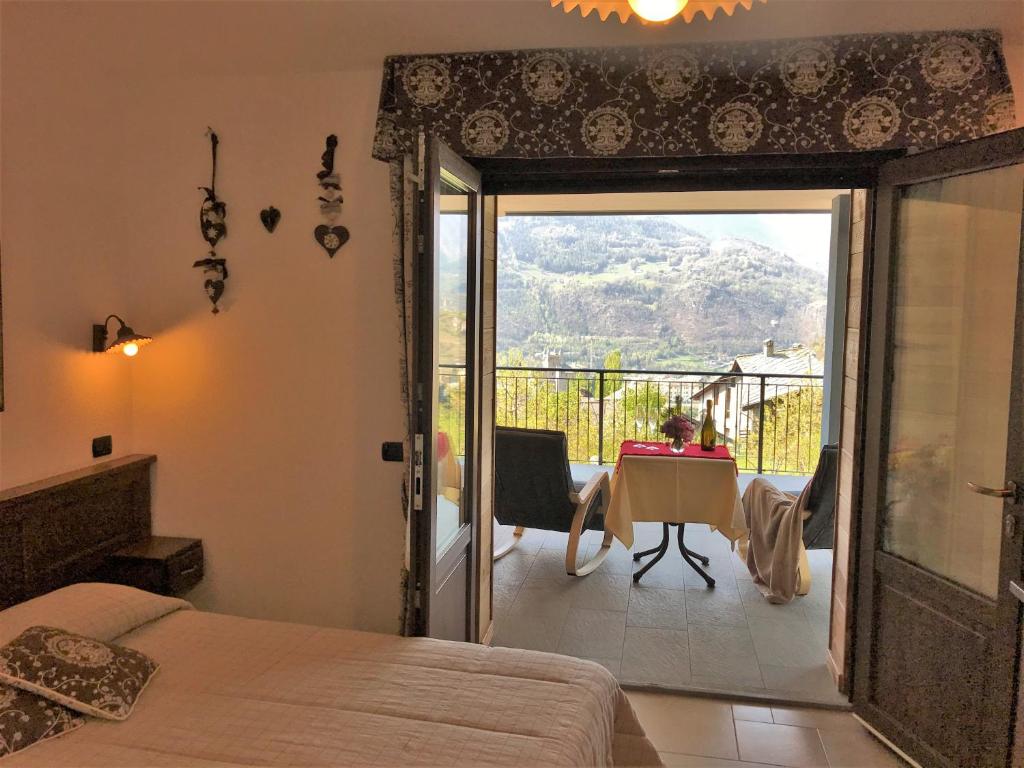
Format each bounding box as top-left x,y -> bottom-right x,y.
92,315 -> 153,357
551,0 -> 765,24
628,0 -> 686,22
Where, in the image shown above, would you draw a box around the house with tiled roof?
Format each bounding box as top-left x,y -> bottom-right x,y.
691,340 -> 823,443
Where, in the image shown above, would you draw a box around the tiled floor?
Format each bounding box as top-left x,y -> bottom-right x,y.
629,690 -> 904,767
492,471 -> 843,705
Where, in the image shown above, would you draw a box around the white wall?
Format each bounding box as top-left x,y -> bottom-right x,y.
122,70 -> 404,629
0,64 -> 135,488
2,0 -> 1021,632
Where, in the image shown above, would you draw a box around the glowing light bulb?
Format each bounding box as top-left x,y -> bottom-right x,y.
627,0 -> 687,22
122,342 -> 139,357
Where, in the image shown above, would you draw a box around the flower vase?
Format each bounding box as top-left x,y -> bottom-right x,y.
670,437 -> 685,453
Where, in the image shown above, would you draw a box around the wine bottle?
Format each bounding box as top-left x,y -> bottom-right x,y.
700,399 -> 717,451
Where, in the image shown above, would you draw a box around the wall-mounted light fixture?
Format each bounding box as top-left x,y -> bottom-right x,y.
92,315 -> 153,357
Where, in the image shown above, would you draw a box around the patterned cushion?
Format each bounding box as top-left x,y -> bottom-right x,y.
0,627 -> 158,721
0,683 -> 83,758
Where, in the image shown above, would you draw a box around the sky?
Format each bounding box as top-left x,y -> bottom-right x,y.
666,213 -> 833,275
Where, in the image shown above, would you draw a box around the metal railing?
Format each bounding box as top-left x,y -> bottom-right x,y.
441,364 -> 824,476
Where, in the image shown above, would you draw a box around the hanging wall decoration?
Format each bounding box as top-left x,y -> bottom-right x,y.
313,134 -> 349,258
259,206 -> 281,233
193,129 -> 229,313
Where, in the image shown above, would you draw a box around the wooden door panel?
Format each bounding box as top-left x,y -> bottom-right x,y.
855,128 -> 1024,768
871,581 -> 989,766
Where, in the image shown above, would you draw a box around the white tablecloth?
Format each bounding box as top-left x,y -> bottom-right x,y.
605,455 -> 747,549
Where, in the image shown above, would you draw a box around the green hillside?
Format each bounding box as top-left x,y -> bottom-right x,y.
497,215 -> 828,371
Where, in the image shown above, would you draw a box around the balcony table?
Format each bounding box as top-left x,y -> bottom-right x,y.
605,441 -> 747,587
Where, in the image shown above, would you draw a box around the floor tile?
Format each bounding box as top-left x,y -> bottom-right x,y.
732,703 -> 774,723
619,627 -> 691,687
557,608 -> 627,659
491,609 -> 564,653
492,579 -> 522,612
760,664 -> 847,705
494,524 -> 545,554
528,548 -> 575,580
632,553 -> 690,590
731,550 -> 754,581
770,706 -> 859,732
627,692 -> 738,759
627,586 -> 687,630
595,540 -> 636,575
493,548 -> 536,585
747,615 -> 827,668
685,587 -> 748,628
659,753 -> 779,768
634,522 -> 671,549
571,571 -> 632,612
682,553 -> 741,592
493,519 -> 839,705
541,529 -> 572,550
739,580 -> 813,621
688,624 -> 765,689
735,721 -> 829,767
818,725 -> 902,768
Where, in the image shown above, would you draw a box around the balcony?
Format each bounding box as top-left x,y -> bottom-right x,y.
440,364 -> 825,477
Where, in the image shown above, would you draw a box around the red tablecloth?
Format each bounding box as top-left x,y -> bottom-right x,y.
616,441 -> 736,472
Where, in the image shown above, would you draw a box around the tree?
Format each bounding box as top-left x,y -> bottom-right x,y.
603,349 -> 624,395
736,386 -> 823,475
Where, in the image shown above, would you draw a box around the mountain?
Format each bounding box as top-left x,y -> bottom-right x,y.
497,215 -> 827,371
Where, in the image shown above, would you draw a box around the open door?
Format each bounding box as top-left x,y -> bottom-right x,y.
855,128 -> 1024,767
412,138 -> 483,641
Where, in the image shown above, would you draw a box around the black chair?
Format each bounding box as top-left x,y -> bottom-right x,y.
802,443 -> 838,550
493,426 -> 612,576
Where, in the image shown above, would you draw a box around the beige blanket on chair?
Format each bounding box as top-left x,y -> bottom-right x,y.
742,477 -> 811,604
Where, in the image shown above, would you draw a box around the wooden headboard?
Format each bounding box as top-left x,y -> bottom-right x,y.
0,455 -> 155,608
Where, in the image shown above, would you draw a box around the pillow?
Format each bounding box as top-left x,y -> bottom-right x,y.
0,684 -> 83,759
0,583 -> 191,647
0,627 -> 158,721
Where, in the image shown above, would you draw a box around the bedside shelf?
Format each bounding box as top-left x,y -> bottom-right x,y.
103,536 -> 204,597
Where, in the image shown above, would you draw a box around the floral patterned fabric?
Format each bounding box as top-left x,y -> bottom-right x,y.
0,627 -> 158,721
0,685 -> 82,759
373,30 -> 1015,160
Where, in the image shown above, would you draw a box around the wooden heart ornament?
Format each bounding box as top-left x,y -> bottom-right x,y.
314,224 -> 350,258
204,278 -> 225,311
259,206 -> 281,233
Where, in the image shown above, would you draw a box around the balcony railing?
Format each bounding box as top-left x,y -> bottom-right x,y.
440,364 -> 825,476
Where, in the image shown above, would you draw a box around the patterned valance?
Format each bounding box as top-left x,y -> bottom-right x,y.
373,30 -> 1015,161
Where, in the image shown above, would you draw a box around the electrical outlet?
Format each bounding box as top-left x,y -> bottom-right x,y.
381,442 -> 404,462
92,435 -> 112,458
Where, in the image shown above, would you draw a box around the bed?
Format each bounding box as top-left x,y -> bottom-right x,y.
0,458 -> 661,767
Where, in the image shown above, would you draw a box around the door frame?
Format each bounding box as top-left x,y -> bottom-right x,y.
852,128 -> 1024,767
412,137 -> 484,641
410,147 -> 900,652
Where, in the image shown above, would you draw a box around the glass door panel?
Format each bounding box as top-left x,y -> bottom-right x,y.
882,163 -> 1024,598
435,173 -> 471,558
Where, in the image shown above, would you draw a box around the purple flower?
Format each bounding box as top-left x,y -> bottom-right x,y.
660,415 -> 695,442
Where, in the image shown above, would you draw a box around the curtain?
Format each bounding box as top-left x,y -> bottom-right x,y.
374,30 -> 1014,162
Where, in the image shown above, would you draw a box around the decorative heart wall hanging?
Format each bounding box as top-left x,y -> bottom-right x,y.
314,224 -> 350,257
260,206 -> 281,232
192,128 -> 229,314
313,134 -> 348,258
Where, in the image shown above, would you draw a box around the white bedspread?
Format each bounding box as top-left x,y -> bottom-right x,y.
8,603 -> 659,767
